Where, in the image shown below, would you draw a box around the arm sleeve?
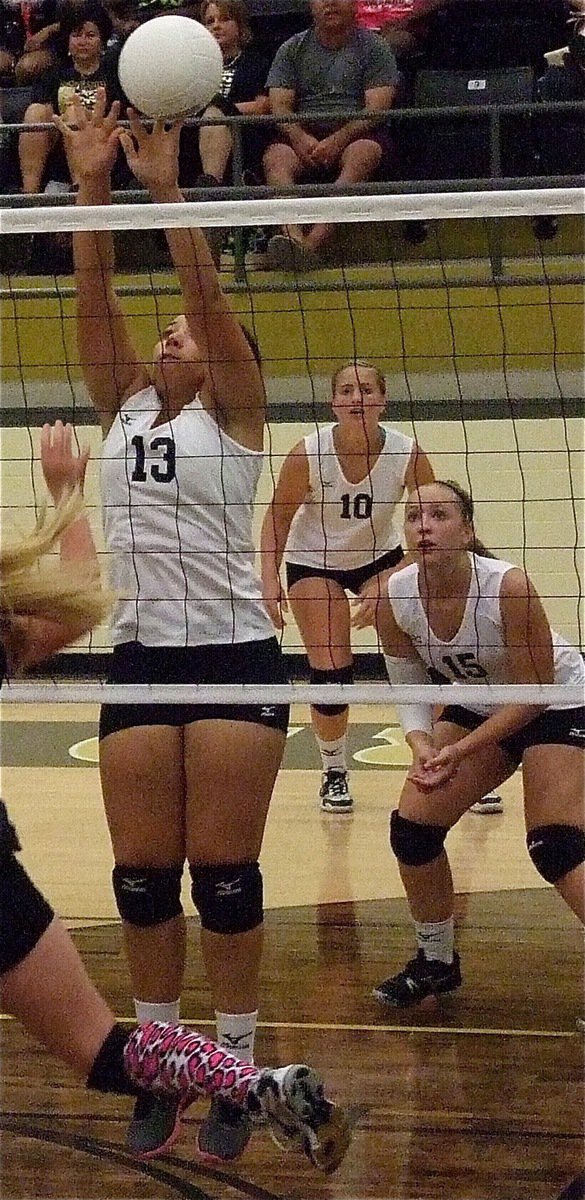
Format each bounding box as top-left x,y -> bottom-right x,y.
362,32 -> 400,88
384,654 -> 434,736
266,36 -> 300,90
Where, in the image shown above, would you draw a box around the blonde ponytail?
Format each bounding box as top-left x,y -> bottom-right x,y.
0,489 -> 111,630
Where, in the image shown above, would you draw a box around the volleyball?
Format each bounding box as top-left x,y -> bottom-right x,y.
117,16 -> 224,120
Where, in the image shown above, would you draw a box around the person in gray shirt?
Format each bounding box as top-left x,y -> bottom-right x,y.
264,0 -> 398,269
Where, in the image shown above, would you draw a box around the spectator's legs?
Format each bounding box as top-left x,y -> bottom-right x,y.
0,49 -> 14,79
303,138 -> 382,252
263,141 -> 306,244
14,49 -> 55,86
18,103 -> 55,193
199,104 -> 233,184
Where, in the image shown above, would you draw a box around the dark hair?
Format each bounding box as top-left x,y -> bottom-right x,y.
433,480 -> 496,559
331,360 -> 386,395
60,1 -> 112,45
200,0 -> 253,47
569,25 -> 585,67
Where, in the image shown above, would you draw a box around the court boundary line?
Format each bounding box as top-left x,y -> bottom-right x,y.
0,1013 -> 577,1037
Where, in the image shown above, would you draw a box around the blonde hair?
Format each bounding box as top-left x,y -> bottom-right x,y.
0,489 -> 111,630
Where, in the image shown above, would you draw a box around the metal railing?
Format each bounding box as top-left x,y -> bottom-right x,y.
1,98 -> 583,288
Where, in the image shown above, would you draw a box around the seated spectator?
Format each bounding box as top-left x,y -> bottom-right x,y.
0,0 -> 60,85
103,0 -> 141,58
263,0 -> 398,270
536,16 -> 585,187
18,0 -> 125,194
196,0 -> 270,186
355,0 -> 446,58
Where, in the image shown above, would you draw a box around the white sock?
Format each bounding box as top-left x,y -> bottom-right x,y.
134,999 -> 180,1025
414,917 -> 455,964
215,1010 -> 258,1063
316,734 -> 347,773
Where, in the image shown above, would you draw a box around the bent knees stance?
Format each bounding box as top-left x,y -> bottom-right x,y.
112,865 -> 183,927
190,862 -> 263,934
390,810 -> 449,867
527,824 -> 585,884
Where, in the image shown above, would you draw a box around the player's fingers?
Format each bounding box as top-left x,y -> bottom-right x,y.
127,108 -> 146,144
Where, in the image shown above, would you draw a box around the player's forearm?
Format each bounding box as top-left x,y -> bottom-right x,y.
74,182 -> 116,286
260,515 -> 286,574
456,703 -> 547,756
149,182 -> 223,313
59,513 -> 100,574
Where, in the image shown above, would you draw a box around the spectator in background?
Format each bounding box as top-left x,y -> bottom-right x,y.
18,1 -> 124,194
196,0 -> 270,187
0,0 -> 60,85
534,11 -> 585,236
263,0 -> 398,271
355,1 -> 457,58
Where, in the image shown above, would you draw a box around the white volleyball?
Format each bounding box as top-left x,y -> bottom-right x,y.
118,15 -> 223,120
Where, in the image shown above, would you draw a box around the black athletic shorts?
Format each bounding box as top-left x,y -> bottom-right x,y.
286,545 -> 404,597
437,704 -> 585,767
0,800 -> 55,975
99,637 -> 290,740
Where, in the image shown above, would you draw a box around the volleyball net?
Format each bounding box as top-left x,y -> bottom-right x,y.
1,184 -> 583,708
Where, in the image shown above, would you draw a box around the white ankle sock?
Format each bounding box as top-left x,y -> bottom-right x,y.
414,917 -> 455,964
316,735 -> 347,773
134,998 -> 180,1025
215,1010 -> 258,1063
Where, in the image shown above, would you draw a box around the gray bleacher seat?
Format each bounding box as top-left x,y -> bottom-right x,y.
0,85 -> 33,195
403,67 -> 536,180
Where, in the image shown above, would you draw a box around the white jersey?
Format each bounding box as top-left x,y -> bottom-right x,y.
286,423 -> 414,571
388,554 -> 584,714
101,388 -> 274,646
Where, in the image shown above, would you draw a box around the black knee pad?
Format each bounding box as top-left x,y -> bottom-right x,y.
112,865 -> 183,928
389,809 -> 448,867
0,855 -> 54,974
310,665 -> 353,716
526,824 -> 585,884
190,861 -> 263,934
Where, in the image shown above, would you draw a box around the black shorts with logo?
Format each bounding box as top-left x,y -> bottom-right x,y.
286,545 -> 404,597
99,636 -> 290,740
437,704 -> 585,767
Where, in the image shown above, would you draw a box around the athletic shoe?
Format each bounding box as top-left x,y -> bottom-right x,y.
373,950 -> 462,1009
469,794 -> 504,814
126,1092 -> 183,1159
247,1063 -> 352,1174
198,1096 -> 253,1163
319,769 -> 354,815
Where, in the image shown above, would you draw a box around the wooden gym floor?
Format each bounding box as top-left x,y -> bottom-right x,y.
1,701 -> 583,1200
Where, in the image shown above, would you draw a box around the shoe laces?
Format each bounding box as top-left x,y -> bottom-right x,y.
323,771 -> 348,797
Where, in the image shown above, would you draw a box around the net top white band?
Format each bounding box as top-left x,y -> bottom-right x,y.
1,683 -> 583,705
1,188 -> 583,236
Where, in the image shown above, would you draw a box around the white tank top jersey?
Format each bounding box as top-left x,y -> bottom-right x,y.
101,388 -> 274,646
285,423 -> 414,570
388,554 -> 584,714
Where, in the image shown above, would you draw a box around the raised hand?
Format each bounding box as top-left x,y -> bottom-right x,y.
40,422 -> 90,504
53,88 -> 122,183
118,109 -> 182,196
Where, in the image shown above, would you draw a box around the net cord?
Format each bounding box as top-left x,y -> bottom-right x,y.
1,187 -> 583,236
1,683 -> 582,705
